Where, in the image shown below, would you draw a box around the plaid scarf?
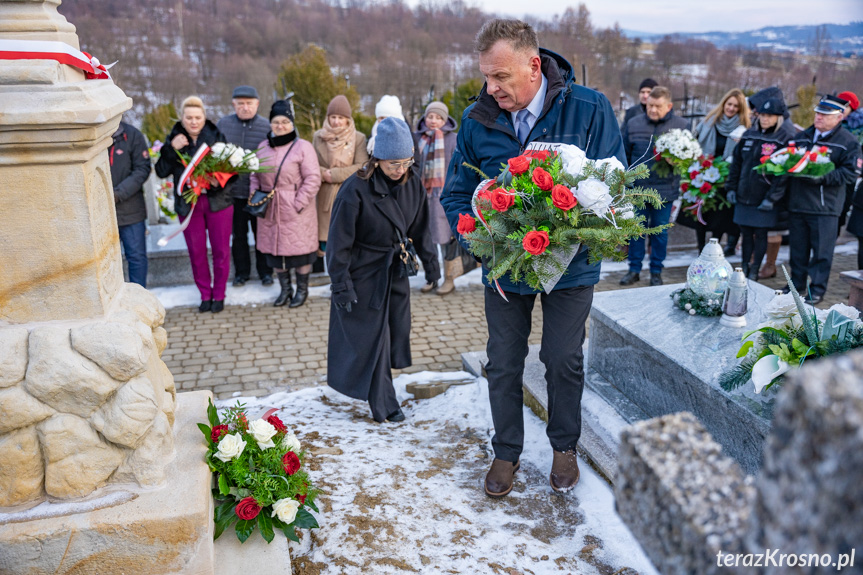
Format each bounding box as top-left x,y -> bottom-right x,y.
419,128 -> 446,193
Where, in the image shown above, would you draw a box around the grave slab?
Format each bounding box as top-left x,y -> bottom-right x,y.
588,282 -> 777,474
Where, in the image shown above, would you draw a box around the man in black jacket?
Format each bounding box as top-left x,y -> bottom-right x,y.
782,94 -> 863,304
622,78 -> 658,126
109,121 -> 152,287
217,85 -> 273,286
620,86 -> 689,286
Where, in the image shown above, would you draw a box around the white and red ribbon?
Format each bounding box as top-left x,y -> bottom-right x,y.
472,178 -> 509,301
157,144 -> 211,247
0,39 -> 115,79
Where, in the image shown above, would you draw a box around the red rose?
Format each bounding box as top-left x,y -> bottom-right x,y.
295,493 -> 307,504
235,497 -> 261,520
689,170 -> 699,180
699,182 -> 712,193
653,147 -> 661,160
551,184 -> 577,211
457,213 -> 476,235
211,425 -> 229,443
508,155 -> 530,175
490,189 -> 515,212
522,230 -> 550,255
760,155 -> 770,164
680,182 -> 689,192
819,146 -> 828,154
808,152 -> 818,162
266,415 -> 287,433
531,167 -> 554,191
282,451 -> 301,475
702,159 -> 712,168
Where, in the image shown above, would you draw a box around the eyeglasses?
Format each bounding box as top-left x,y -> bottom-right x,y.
383,159 -> 414,170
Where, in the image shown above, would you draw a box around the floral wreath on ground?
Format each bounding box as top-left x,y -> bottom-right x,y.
199,399 -> 320,544
457,143 -> 668,295
670,286 -> 724,317
678,155 -> 730,223
720,266 -> 863,395
753,142 -> 835,178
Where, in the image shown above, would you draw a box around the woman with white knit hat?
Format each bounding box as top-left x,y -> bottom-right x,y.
367,94 -> 405,155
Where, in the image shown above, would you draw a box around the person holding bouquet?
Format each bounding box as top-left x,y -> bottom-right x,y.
441,19 -> 626,498
326,118 -> 440,424
782,94 -> 862,304
155,96 -> 234,313
726,96 -> 795,281
685,88 -> 750,254
620,86 -> 689,286
251,100 -> 322,308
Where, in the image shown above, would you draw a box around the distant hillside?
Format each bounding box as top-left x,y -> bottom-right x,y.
623,22 -> 863,56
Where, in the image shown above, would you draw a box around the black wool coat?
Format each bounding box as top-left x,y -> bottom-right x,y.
155,120 -> 232,218
325,168 -> 440,401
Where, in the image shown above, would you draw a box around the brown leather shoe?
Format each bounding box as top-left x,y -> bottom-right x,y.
484,458 -> 520,498
550,450 -> 580,492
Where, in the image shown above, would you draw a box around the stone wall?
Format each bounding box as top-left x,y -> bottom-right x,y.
0,283 -> 177,508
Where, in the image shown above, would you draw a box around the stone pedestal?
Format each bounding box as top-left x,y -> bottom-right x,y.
588,282 -> 777,474
0,391 -> 215,575
840,270 -> 863,312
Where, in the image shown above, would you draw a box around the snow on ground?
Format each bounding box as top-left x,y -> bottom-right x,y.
219,372 -> 657,575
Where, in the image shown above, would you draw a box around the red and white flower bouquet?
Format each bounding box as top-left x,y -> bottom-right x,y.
458,143 -> 667,294
199,399 -> 319,544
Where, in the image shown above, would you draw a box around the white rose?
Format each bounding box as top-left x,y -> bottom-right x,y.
559,144 -> 588,177
210,142 -> 226,158
574,177 -> 613,216
703,166 -> 721,182
228,148 -> 245,168
594,156 -> 625,175
771,153 -> 789,165
828,302 -> 860,321
271,498 -> 300,524
616,203 -> 636,219
247,156 -> 260,171
283,431 -> 301,453
764,293 -> 798,320
215,433 -> 246,462
690,174 -> 705,188
249,419 -> 277,450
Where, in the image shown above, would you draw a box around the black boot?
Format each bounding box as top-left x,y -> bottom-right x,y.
747,268 -> 760,282
274,271 -> 293,307
289,273 -> 310,308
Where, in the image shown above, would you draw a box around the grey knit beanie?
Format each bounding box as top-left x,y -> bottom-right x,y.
424,101 -> 449,122
373,117 -> 413,160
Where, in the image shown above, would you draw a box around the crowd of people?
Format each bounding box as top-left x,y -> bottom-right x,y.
105,17 -> 862,497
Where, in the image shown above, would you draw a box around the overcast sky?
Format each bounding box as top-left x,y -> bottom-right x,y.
432,0 -> 862,34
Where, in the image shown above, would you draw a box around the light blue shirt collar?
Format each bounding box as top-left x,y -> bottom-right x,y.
511,74 -> 547,131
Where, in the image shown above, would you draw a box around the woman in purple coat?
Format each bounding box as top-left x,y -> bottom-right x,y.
250,100 -> 322,307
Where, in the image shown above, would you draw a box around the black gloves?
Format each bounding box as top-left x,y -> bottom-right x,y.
332,288 -> 357,313
335,300 -> 354,313
726,190 -> 736,204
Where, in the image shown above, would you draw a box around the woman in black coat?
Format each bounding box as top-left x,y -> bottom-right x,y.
726,97 -> 796,280
155,96 -> 234,313
326,118 -> 440,423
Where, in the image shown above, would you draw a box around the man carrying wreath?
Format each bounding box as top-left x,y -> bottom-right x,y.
441,19 -> 626,498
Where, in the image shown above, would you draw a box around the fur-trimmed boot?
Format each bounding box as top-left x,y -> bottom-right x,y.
437,259 -> 461,296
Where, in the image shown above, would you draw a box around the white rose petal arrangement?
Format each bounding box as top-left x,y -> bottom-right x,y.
200,400 -> 319,544
457,143 -> 668,295
720,267 -> 863,395
652,128 -> 702,178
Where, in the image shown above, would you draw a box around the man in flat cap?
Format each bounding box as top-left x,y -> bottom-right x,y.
218,85 -> 273,287
779,94 -> 862,304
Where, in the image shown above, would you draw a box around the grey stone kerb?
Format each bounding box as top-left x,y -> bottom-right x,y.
614,349 -> 863,574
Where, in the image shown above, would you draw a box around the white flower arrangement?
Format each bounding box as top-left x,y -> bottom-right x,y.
655,129 -> 702,162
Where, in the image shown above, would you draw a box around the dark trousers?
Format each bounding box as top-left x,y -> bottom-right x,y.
231,198 -> 272,279
788,212 -> 839,297
118,220 -> 148,287
740,225 -> 768,275
627,202 -> 673,274
484,285 -> 593,462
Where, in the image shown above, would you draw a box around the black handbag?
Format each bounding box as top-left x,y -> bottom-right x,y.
397,232 -> 420,278
244,141 -> 295,218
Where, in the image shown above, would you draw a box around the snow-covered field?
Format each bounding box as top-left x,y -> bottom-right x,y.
220,372 -> 658,575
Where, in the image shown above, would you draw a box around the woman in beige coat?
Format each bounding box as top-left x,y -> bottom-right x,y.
313,95 -> 369,266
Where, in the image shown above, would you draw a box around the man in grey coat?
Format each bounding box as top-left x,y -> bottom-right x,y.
217,85 -> 273,286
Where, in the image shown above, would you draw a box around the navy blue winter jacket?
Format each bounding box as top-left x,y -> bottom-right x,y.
440,48 -> 626,294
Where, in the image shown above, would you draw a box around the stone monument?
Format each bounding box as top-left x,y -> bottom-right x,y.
0,2 -> 214,573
